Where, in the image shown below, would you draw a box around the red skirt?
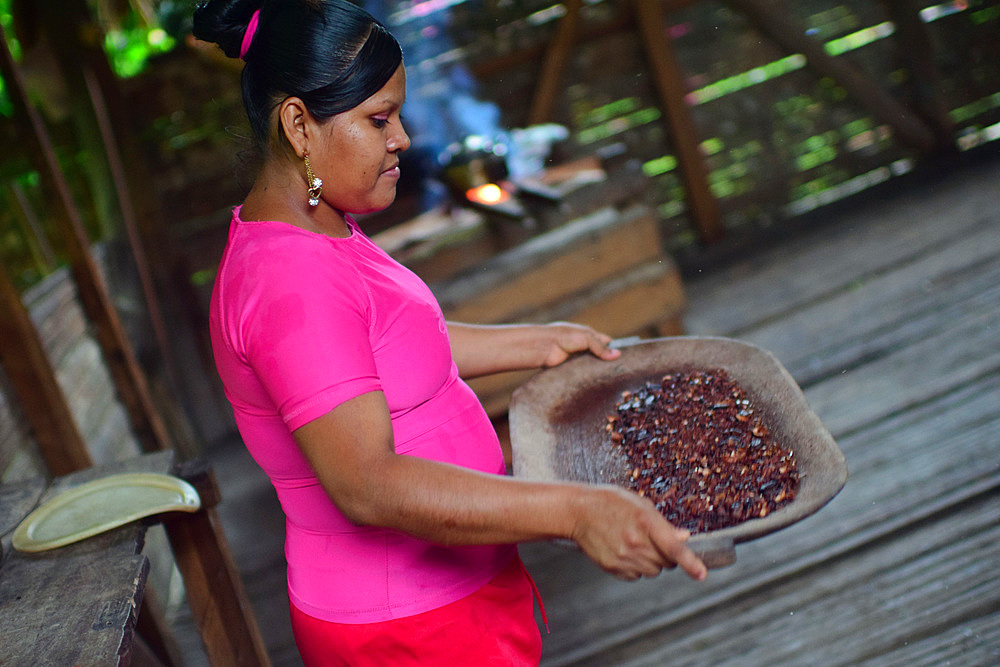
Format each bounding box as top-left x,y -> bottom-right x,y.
289,555 -> 545,666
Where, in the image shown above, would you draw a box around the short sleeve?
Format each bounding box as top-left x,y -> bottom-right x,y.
224,231 -> 382,431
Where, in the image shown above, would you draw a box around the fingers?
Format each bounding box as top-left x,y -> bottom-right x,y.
605,545 -> 665,581
594,342 -> 621,361
675,547 -> 709,581
587,330 -> 621,361
577,487 -> 707,582
651,524 -> 708,582
614,494 -> 708,582
548,323 -> 621,362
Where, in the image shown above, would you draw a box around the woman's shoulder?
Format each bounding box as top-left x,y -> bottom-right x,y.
229,213 -> 344,258
217,225 -> 355,299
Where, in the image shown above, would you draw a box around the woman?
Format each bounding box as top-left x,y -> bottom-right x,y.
192,1 -> 706,664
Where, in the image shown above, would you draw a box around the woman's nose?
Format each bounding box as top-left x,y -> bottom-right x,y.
389,121 -> 410,153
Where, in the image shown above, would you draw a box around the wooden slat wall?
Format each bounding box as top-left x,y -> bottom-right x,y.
0,365 -> 45,483
0,268 -> 149,481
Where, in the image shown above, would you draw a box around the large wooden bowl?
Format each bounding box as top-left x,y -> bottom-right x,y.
508,336 -> 848,567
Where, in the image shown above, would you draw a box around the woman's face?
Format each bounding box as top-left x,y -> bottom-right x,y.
312,64 -> 410,215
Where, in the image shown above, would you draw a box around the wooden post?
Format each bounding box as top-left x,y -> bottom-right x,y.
879,0 -> 956,152
5,181 -> 58,274
528,0 -> 582,125
0,267 -> 93,476
33,0 -> 185,406
633,0 -> 726,244
726,0 -> 938,153
165,460 -> 273,667
0,25 -> 173,454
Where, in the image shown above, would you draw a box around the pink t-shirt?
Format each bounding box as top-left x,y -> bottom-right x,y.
209,207 -> 514,623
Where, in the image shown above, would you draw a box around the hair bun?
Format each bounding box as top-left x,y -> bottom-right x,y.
192,0 -> 263,59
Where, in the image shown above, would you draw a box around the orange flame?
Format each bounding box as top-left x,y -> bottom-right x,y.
466,183 -> 510,205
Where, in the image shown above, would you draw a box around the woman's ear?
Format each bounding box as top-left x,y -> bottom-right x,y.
279,97 -> 311,157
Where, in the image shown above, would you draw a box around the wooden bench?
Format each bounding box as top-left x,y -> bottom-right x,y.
0,265 -> 269,664
0,450 -> 270,666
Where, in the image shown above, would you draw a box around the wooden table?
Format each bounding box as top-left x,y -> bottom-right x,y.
0,451 -> 270,666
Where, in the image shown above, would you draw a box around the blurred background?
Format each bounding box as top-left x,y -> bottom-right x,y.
2,0 -> 998,460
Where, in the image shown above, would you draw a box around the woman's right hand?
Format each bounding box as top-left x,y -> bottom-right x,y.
570,485 -> 708,582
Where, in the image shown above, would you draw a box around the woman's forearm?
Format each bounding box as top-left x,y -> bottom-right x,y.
341,452 -> 580,545
338,450 -> 705,582
446,323 -> 550,378
447,321 -> 620,379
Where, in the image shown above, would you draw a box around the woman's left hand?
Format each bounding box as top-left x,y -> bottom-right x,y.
537,322 -> 621,368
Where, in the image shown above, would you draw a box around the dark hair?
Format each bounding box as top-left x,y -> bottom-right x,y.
192,0 -> 402,151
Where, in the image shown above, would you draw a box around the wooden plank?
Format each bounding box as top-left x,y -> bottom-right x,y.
24,270 -> 90,367
435,206 -> 663,324
0,547 -> 150,666
524,260 -> 686,329
163,460 -> 272,667
802,304 -> 999,436
683,161 -> 1000,337
0,264 -> 93,475
871,611 -> 1000,665
587,492 -> 1000,665
399,223 -> 504,286
633,0 -> 725,244
0,476 -> 46,535
0,457 -> 168,666
526,372 -> 1000,662
528,0 -> 581,125
1,452 -> 269,665
878,0 -> 956,149
0,366 -> 45,481
737,222 -> 1000,386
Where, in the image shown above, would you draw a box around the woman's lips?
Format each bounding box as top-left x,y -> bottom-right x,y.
382,164 -> 400,179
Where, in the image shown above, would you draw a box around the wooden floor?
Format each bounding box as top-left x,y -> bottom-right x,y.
179,149 -> 1000,666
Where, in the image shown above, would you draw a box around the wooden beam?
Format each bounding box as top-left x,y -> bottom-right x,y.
0,25 -> 173,454
633,0 -> 726,244
80,64 -> 180,396
528,0 -> 582,125
0,267 -> 93,476
472,0 -> 699,82
726,0 -> 938,153
472,11 -> 632,80
5,181 -> 58,273
40,0 -> 187,420
878,0 -> 956,151
164,460 -> 273,667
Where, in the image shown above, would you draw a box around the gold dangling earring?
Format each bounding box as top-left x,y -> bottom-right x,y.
303,152 -> 323,207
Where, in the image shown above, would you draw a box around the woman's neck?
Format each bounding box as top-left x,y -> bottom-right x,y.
241,161 -> 351,238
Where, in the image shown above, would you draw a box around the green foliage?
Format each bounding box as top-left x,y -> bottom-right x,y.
0,0 -> 20,118
104,10 -> 177,79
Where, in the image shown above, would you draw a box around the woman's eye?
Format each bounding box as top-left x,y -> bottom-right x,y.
372,117 -> 389,129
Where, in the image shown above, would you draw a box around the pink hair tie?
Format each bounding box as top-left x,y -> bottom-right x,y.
240,9 -> 260,59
